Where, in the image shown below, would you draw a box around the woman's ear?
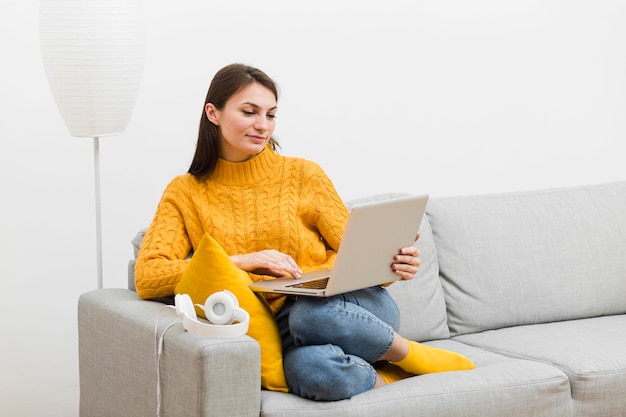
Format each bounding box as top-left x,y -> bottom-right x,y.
205,103 -> 219,125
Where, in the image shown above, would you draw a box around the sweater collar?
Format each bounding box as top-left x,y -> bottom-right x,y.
211,146 -> 280,185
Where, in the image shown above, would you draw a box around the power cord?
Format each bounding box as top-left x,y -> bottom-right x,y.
154,305 -> 179,417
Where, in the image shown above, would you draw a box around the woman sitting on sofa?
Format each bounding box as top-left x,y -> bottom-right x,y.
135,63 -> 474,401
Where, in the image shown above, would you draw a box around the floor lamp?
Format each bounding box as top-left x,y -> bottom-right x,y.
39,0 -> 145,289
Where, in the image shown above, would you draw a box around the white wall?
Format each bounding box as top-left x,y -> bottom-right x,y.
1,1 -> 625,415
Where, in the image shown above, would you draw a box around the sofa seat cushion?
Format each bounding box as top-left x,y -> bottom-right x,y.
259,340 -> 573,417
454,315 -> 626,417
427,181 -> 626,335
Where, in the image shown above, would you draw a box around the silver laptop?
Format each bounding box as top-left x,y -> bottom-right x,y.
248,194 -> 429,297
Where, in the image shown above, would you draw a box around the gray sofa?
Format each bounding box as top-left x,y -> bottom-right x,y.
78,180 -> 626,417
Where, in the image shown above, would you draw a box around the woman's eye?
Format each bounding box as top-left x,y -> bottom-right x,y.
242,110 -> 276,119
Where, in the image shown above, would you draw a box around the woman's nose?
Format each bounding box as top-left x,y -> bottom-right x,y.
254,117 -> 268,131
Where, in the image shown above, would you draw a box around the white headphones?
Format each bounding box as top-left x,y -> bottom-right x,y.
174,290 -> 249,338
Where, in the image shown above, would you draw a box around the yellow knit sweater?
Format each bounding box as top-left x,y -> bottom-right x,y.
135,147 -> 349,314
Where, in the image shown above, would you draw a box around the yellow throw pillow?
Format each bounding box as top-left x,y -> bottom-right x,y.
175,233 -> 288,392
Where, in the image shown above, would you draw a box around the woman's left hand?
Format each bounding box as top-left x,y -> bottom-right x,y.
391,233 -> 421,281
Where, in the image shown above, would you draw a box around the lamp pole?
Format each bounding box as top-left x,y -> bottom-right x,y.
94,136 -> 103,289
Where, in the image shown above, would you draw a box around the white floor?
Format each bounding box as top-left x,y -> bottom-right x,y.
2,384 -> 79,417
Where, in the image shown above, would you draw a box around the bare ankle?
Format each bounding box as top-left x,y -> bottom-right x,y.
374,372 -> 387,388
378,334 -> 409,362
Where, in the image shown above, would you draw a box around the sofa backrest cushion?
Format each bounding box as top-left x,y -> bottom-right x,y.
385,209 -> 451,341
427,181 -> 626,336
346,194 -> 450,342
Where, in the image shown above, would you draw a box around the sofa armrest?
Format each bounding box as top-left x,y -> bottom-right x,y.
78,288 -> 261,417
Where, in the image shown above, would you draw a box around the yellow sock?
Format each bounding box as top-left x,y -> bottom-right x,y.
393,339 -> 475,375
375,362 -> 413,384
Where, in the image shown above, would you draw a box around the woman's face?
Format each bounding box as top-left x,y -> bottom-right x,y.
206,82 -> 277,162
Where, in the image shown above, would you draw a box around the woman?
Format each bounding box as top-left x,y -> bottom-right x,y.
135,63 -> 473,401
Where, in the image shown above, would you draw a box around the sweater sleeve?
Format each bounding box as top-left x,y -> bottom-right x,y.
301,162 -> 349,252
134,176 -> 194,299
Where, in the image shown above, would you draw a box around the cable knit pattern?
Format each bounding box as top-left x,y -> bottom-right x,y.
135,147 -> 349,314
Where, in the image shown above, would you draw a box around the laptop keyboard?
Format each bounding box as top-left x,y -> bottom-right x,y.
287,278 -> 329,289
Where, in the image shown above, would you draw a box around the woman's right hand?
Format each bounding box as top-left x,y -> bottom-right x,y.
230,250 -> 302,279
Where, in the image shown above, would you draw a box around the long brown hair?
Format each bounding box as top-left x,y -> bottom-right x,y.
188,64 -> 280,179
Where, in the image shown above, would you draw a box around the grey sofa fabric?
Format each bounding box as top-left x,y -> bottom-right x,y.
454,315 -> 626,417
78,289 -> 573,417
259,340 -> 572,417
78,181 -> 626,417
386,210 -> 450,341
427,180 -> 626,336
79,289 -> 261,417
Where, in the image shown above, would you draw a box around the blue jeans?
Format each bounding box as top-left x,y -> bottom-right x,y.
276,286 -> 400,401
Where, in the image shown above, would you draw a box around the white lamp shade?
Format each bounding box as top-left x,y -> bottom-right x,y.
39,0 -> 145,138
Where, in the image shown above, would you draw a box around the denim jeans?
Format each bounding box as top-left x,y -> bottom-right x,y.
275,286 -> 401,401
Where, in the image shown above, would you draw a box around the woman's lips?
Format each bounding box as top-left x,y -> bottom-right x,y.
248,135 -> 266,144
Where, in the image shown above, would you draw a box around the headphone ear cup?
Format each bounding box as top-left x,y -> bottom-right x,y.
204,290 -> 238,325
220,290 -> 248,323
175,294 -> 197,320
175,292 -> 250,338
